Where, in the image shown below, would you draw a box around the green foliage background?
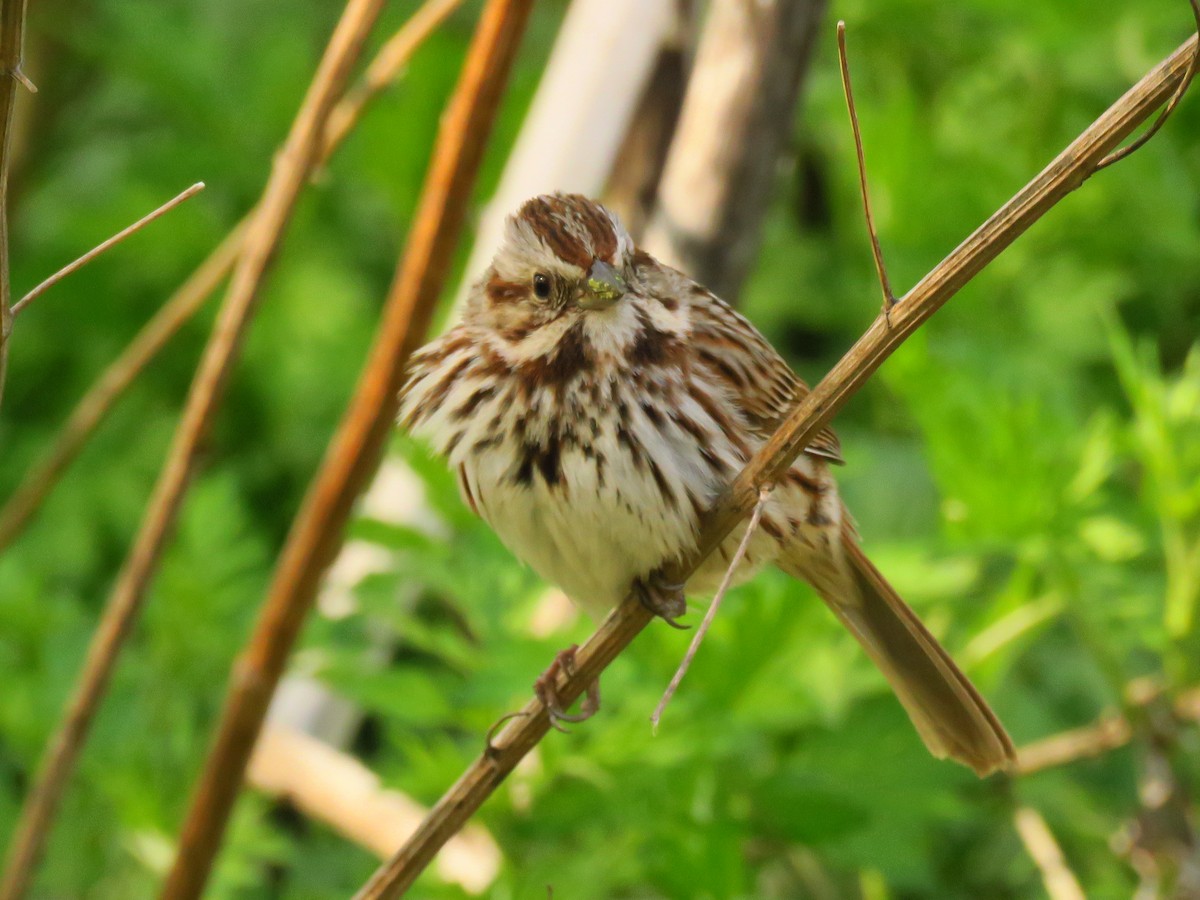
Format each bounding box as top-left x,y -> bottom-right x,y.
2,0 -> 1199,896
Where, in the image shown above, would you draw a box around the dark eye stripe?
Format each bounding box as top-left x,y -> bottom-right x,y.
487,273 -> 526,304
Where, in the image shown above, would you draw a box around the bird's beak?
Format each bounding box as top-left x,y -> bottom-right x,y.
577,259 -> 626,310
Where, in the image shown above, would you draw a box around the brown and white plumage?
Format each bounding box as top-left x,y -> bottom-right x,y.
401,193 -> 1014,776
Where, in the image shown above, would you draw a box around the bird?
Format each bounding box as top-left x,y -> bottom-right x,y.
400,192 -> 1015,776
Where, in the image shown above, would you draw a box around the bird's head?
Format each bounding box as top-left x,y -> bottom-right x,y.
468,193 -> 638,342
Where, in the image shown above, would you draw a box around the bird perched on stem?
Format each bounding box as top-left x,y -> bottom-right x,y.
401,193 -> 1015,777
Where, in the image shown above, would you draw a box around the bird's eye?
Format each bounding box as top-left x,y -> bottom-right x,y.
532,272 -> 551,299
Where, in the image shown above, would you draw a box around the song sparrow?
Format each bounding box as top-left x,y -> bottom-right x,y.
400,193 -> 1014,776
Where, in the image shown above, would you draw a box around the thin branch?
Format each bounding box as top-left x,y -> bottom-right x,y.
1016,684 -> 1200,776
0,0 -> 457,552
322,0 -> 467,157
10,66 -> 33,94
1094,0 -> 1200,171
837,21 -> 895,311
0,3 -> 387,898
1013,806 -> 1087,900
158,2 -> 536,898
1017,713 -> 1134,775
0,0 -> 31,411
651,485 -> 771,730
11,182 -> 206,316
0,225 -> 244,552
353,31 -> 1200,900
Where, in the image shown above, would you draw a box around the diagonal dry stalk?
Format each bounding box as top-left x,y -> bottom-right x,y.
1013,806 -> 1087,900
322,0 -> 466,157
0,225 -> 244,551
157,2 -> 537,898
11,182 -> 206,316
651,486 -> 772,728
0,0 -> 465,553
0,2 -> 387,897
0,0 -> 30,412
1016,682 -> 1200,775
350,32 -> 1200,900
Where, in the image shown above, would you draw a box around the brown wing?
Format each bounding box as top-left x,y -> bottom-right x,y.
685,282 -> 843,464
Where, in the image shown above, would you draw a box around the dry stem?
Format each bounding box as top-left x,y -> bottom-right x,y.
1016,684 -> 1200,776
0,0 -> 30,411
0,2 -> 387,898
836,22 -> 894,310
1018,714 -> 1134,776
11,182 -> 206,316
0,225 -> 244,551
651,485 -> 771,730
0,0 -> 459,553
1013,806 -> 1087,900
323,0 -> 466,156
352,32 -> 1200,900
1095,0 -> 1200,171
157,2 -> 536,898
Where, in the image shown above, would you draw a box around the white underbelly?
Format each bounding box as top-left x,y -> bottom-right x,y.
464,441 -> 699,616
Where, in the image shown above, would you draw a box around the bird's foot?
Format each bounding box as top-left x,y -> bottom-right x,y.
635,572 -> 689,629
534,644 -> 600,732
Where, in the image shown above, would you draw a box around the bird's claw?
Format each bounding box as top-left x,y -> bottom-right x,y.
534,644 -> 600,732
635,573 -> 689,629
484,710 -> 528,753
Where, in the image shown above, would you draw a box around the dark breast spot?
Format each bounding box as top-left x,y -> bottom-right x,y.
616,425 -> 644,470
646,455 -> 676,507
452,385 -> 496,421
628,309 -> 682,369
640,400 -> 664,428
512,435 -> 564,489
537,433 -> 562,486
520,321 -> 593,398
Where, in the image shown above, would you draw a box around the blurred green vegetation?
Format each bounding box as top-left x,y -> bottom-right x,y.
1,0 -> 1199,897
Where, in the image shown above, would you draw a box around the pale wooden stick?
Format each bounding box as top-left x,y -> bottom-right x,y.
1013,807 -> 1087,900
247,724 -> 501,891
352,32 -> 1200,900
1017,713 -> 1134,775
641,0 -> 826,302
1016,684 -> 1200,776
0,3 -> 387,898
651,485 -> 771,730
11,183 -> 206,316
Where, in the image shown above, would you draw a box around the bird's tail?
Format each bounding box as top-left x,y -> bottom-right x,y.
783,532 -> 1015,777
